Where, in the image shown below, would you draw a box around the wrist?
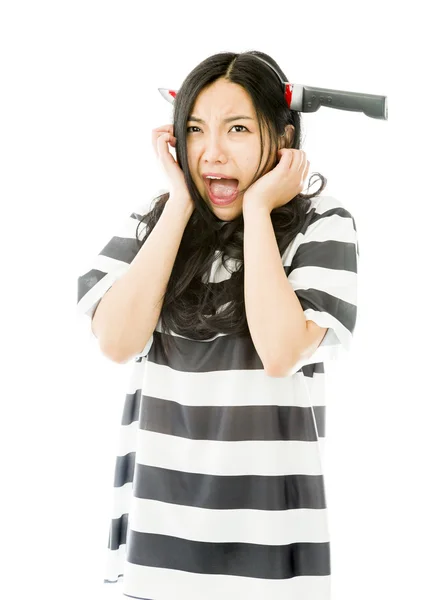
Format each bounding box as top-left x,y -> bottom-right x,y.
242,199 -> 270,218
165,198 -> 194,220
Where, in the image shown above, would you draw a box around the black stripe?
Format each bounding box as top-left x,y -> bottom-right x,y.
99,232 -> 140,264
134,464 -> 326,510
108,512 -> 128,550
144,332 -> 330,373
153,331 -> 264,371
121,388 -> 143,425
304,362 -> 324,375
118,388 -> 326,437
126,531 -> 331,579
305,205 -> 354,230
77,268 -> 107,304
145,329 -> 346,373
133,355 -> 326,379
137,396 -> 324,441
118,463 -> 327,511
294,288 -> 357,335
114,452 -> 136,487
114,461 -> 327,510
287,238 -> 358,273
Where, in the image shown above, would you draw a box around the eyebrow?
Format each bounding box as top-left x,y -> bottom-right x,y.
187,115 -> 254,124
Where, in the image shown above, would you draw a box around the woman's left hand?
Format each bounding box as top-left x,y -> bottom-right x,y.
243,148 -> 310,213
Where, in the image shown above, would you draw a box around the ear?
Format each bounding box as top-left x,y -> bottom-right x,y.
284,124 -> 295,147
278,124 -> 295,149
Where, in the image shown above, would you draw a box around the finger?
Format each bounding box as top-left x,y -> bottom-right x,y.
157,132 -> 172,150
152,130 -> 176,158
284,148 -> 295,170
298,150 -> 307,170
278,148 -> 293,166
157,133 -> 177,165
154,128 -> 176,144
153,125 -> 175,147
151,125 -> 174,149
302,159 -> 310,188
158,133 -> 176,147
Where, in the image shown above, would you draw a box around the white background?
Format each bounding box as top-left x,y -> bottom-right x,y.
1,1 -> 441,598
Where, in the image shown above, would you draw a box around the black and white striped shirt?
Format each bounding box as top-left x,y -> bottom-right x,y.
77,191 -> 358,600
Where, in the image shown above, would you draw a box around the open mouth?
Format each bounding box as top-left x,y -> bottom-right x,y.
203,177 -> 239,206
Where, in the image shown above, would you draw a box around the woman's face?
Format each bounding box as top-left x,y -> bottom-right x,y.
186,78 -> 275,221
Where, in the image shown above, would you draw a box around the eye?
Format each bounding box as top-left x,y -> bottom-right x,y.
186,125 -> 249,134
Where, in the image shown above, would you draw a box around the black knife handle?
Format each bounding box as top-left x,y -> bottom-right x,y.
302,85 -> 388,120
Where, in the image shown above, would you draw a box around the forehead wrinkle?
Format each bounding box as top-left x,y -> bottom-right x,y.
188,114 -> 254,125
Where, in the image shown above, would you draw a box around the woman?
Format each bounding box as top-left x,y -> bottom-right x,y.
77,50 -> 358,600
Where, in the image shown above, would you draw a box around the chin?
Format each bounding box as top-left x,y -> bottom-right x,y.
212,206 -> 243,222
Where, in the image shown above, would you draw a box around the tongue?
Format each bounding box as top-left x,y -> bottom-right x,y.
210,179 -> 238,198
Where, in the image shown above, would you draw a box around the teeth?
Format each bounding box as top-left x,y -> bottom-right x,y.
207,176 -> 222,180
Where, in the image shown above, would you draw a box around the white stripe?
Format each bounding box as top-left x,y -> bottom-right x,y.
135,430 -> 323,476
126,355 -> 151,391
108,481 -> 134,520
103,544 -> 126,582
129,498 -> 330,545
308,193 -> 346,215
139,362 -> 315,407
286,312 -> 353,374
306,309 -> 352,348
304,369 -> 326,396
288,264 -> 357,306
116,420 -> 139,457
318,436 -> 326,468
122,562 -> 331,600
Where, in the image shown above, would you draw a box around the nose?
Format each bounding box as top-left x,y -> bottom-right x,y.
201,134 -> 228,163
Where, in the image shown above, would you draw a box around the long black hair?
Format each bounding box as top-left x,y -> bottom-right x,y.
136,50 -> 327,359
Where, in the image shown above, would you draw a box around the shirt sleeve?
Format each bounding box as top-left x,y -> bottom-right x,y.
285,195 -> 359,371
76,191 -> 167,359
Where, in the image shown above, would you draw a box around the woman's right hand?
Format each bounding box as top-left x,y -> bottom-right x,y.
151,125 -> 194,213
